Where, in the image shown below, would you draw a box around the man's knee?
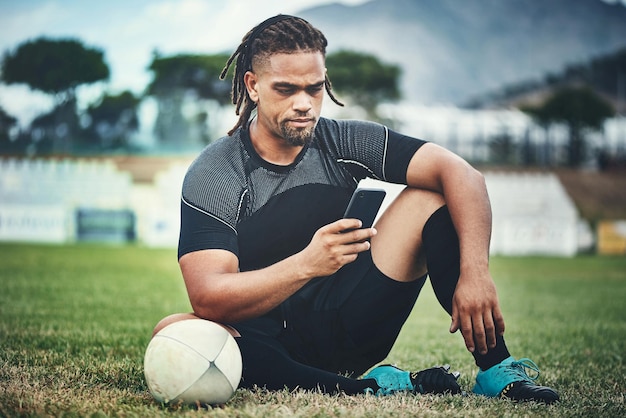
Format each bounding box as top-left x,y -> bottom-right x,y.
375,187 -> 445,234
371,187 -> 445,281
396,187 -> 445,212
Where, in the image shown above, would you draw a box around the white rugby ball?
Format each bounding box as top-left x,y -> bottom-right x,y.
144,319 -> 242,405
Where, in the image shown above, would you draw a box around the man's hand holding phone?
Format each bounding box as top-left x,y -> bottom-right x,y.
296,188 -> 386,278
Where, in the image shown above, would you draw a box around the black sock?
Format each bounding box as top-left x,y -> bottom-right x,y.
236,335 -> 378,394
422,205 -> 511,370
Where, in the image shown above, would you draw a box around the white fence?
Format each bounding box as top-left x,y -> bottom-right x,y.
1,158 -> 589,255
362,172 -> 586,257
484,172 -> 583,256
0,158 -> 133,243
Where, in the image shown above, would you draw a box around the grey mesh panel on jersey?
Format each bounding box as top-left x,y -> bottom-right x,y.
183,118 -> 406,228
178,117 -> 426,260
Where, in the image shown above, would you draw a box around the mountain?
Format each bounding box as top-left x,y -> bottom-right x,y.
297,0 -> 626,105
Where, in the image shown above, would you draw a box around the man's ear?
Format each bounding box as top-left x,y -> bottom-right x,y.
244,71 -> 259,103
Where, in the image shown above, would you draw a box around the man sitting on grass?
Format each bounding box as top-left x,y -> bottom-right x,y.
154,14 -> 559,403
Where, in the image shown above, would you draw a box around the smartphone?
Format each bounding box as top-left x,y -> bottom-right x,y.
342,188 -> 387,230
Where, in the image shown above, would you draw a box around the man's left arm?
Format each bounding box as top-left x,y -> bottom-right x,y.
405,142 -> 505,355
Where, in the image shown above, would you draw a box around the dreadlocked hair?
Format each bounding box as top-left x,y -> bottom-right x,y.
220,14 -> 344,136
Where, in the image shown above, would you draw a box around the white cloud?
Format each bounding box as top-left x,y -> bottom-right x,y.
0,85 -> 54,127
0,2 -> 64,45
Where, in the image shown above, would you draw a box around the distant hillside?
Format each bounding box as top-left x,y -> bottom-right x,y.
466,47 -> 626,110
298,0 -> 626,105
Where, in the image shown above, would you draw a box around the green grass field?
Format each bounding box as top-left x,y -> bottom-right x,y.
1,243 -> 624,417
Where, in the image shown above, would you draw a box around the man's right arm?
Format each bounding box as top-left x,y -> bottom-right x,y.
179,218 -> 375,324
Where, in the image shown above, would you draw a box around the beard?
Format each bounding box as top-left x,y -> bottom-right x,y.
279,120 -> 316,147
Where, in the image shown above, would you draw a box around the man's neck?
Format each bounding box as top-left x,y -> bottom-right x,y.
249,119 -> 304,166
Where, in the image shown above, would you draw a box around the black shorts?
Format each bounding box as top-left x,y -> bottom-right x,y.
235,251 -> 427,376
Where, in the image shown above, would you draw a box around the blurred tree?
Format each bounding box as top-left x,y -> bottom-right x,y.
521,86 -> 615,167
29,99 -> 78,154
326,50 -> 401,121
0,106 -> 19,153
1,37 -> 109,99
488,131 -> 516,165
147,53 -> 232,103
146,52 -> 232,148
1,37 -> 109,154
85,91 -> 140,150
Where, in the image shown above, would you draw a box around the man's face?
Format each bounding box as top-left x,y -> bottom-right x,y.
245,51 -> 326,147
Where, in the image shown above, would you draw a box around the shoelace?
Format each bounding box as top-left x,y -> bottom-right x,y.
510,358 -> 541,381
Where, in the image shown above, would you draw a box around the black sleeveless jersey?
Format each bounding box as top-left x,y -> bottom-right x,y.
178,117 -> 426,271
